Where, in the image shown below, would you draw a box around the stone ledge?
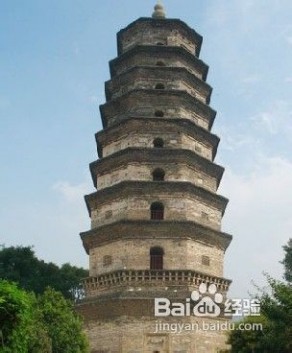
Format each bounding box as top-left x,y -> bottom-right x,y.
110,45 -> 208,80
89,147 -> 223,189
117,17 -> 203,57
82,269 -> 231,298
85,180 -> 228,216
99,89 -> 216,130
80,219 -> 232,253
96,117 -> 220,160
105,66 -> 212,103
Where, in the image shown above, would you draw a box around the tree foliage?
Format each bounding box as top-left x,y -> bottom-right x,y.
0,246 -> 88,300
38,288 -> 88,353
282,238 -> 292,283
227,239 -> 292,353
0,281 -> 88,353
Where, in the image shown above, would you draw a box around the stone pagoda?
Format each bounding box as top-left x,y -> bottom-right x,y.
77,3 -> 232,353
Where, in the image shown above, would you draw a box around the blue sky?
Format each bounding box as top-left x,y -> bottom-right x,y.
1,0 -> 292,299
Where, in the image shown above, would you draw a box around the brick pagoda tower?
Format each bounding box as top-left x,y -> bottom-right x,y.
77,3 -> 232,353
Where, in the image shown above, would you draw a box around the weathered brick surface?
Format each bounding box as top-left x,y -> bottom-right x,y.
102,133 -> 213,161
96,162 -> 216,192
89,192 -> 222,230
76,298 -> 230,353
110,46 -> 207,80
100,90 -> 214,130
117,19 -> 201,56
89,238 -> 224,277
106,67 -> 211,104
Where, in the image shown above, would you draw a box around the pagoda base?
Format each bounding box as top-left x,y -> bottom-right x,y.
76,296 -> 230,353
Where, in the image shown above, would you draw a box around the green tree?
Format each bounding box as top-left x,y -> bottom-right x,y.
0,281 -> 51,353
259,277 -> 292,352
38,288 -> 88,353
282,238 -> 292,283
0,246 -> 88,300
227,239 -> 292,353
0,281 -> 88,353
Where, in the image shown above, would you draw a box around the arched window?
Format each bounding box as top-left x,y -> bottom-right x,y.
150,202 -> 164,220
150,247 -> 164,270
152,168 -> 165,181
156,61 -> 165,67
153,138 -> 164,148
155,83 -> 165,90
155,110 -> 164,117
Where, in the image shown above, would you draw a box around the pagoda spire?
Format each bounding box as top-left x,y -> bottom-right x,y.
152,1 -> 166,19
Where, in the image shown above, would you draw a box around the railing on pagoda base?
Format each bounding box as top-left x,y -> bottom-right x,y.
82,269 -> 231,298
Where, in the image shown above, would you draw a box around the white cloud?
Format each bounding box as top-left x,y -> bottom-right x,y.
250,100 -> 292,135
88,89 -> 105,105
215,124 -> 259,152
53,180 -> 91,203
220,155 -> 292,298
241,74 -> 261,84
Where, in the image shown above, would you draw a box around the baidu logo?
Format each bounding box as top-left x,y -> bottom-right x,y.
155,283 -> 223,318
192,283 -> 223,317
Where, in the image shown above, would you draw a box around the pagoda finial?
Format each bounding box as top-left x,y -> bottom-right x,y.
152,1 -> 166,19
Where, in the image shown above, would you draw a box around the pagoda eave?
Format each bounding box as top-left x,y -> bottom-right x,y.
99,89 -> 216,129
109,45 -> 209,80
95,117 -> 220,160
80,219 -> 233,254
84,180 -> 229,216
89,147 -> 224,189
117,17 -> 203,57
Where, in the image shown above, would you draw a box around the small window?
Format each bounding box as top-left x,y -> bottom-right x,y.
195,145 -> 202,153
151,202 -> 164,220
156,61 -> 165,66
103,255 -> 112,267
201,212 -> 209,220
155,110 -> 164,117
152,168 -> 165,181
156,42 -> 164,46
150,247 -> 164,270
155,83 -> 165,90
105,210 -> 112,219
202,255 -> 210,266
153,138 -> 164,148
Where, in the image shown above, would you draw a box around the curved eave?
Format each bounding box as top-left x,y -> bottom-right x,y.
95,117 -> 220,160
110,45 -> 209,80
80,219 -> 232,254
104,65 -> 212,104
89,147 -> 224,189
117,17 -> 203,57
99,89 -> 216,130
84,180 -> 228,216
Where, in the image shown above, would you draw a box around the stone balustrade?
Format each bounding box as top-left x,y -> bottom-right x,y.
83,269 -> 231,297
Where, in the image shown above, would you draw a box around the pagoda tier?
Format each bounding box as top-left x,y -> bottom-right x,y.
95,117 -> 220,160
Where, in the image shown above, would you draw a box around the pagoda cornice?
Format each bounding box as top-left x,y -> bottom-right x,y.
85,180 -> 228,216
117,17 -> 203,57
110,45 -> 209,80
89,147 -> 224,189
80,219 -> 232,254
99,89 -> 216,129
105,65 -> 212,103
95,117 -> 220,160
